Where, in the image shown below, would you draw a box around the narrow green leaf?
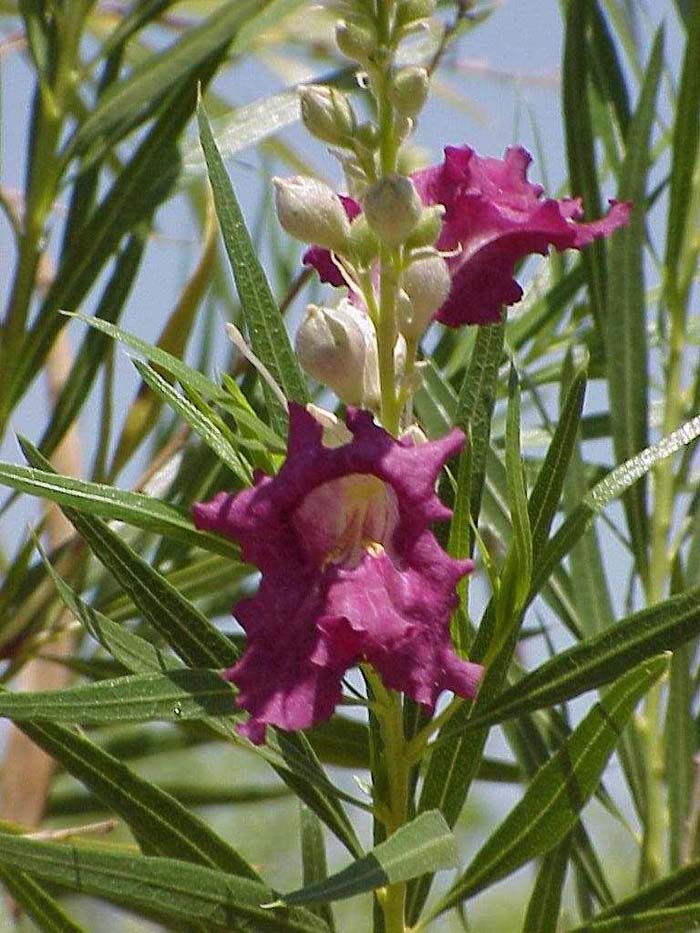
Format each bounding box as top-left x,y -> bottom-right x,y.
447,322 -> 504,558
487,368 -> 532,662
133,359 -> 253,486
465,583 -> 700,730
666,641 -> 695,870
573,903 -> 700,932
17,719 -> 258,878
665,0 -> 700,277
0,670 -> 238,724
197,100 -> 309,431
10,80 -> 191,408
605,28 -> 663,580
300,804 -> 335,931
531,414 -> 700,600
528,365 -> 587,556
69,312 -> 230,401
282,811 -> 457,907
563,0 -> 607,332
184,90 -> 301,174
38,233 -> 145,458
0,834 -> 328,932
20,435 -> 239,669
67,0 -> 265,157
589,0 -> 631,137
427,657 -> 667,917
0,866 -> 85,933
49,783 -> 290,817
522,835 -> 572,933
580,855 -> 700,921
0,459 -> 238,559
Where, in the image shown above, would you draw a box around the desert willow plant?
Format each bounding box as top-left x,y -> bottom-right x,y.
1,0 -> 700,931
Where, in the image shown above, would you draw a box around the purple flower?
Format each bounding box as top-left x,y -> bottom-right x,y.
304,145 -> 631,327
192,404 -> 483,744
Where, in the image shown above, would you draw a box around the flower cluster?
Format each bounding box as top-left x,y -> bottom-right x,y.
193,0 -> 631,746
302,144 -> 631,327
193,405 -> 482,744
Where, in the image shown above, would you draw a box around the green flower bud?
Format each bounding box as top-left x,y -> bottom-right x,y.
335,19 -> 375,65
273,176 -> 351,253
363,174 -> 423,247
390,67 -> 430,119
295,300 -> 379,408
396,0 -> 437,29
398,254 -> 451,338
348,214 -> 379,266
404,204 -> 444,249
299,85 -> 355,147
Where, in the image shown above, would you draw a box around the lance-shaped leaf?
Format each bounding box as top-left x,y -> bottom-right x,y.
572,903 -> 700,932
530,413 -> 700,600
463,583 -> 700,731
0,459 -> 239,559
300,804 -> 335,931
580,854 -> 700,921
0,867 -> 85,933
197,99 -> 309,433
17,719 -> 258,879
424,657 -> 668,919
19,435 -> 238,669
133,359 -> 253,486
280,811 -> 457,907
604,28 -> 663,580
67,0 -> 271,157
0,834 -> 328,932
0,670 -> 238,725
522,835 -> 572,933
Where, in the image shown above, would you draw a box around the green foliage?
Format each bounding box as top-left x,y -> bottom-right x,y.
2,1 -> 700,931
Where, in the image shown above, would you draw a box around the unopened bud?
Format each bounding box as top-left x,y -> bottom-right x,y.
273,176 -> 351,253
336,19 -> 375,64
299,85 -> 355,147
363,174 -> 422,247
398,255 -> 451,338
295,301 -> 378,407
405,204 -> 444,249
396,0 -> 436,28
390,67 -> 429,119
348,214 -> 379,266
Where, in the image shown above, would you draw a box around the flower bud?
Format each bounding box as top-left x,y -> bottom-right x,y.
405,204 -> 444,249
390,67 -> 429,119
396,0 -> 436,28
363,175 -> 422,247
348,214 -> 379,266
299,85 -> 355,147
273,176 -> 351,253
336,19 -> 375,65
398,255 -> 451,338
295,301 -> 376,407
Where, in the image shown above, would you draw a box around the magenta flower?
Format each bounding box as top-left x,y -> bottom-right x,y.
192,404 -> 483,744
304,145 -> 631,327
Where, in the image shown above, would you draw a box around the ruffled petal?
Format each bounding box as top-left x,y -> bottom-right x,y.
193,404 -> 482,743
301,145 -> 631,328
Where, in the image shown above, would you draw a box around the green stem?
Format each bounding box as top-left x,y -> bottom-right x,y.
377,245 -> 401,434
368,673 -> 409,933
641,277 -> 687,883
0,5 -> 84,435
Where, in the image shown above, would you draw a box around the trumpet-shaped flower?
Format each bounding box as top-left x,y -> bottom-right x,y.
192,404 -> 483,744
303,145 -> 631,327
